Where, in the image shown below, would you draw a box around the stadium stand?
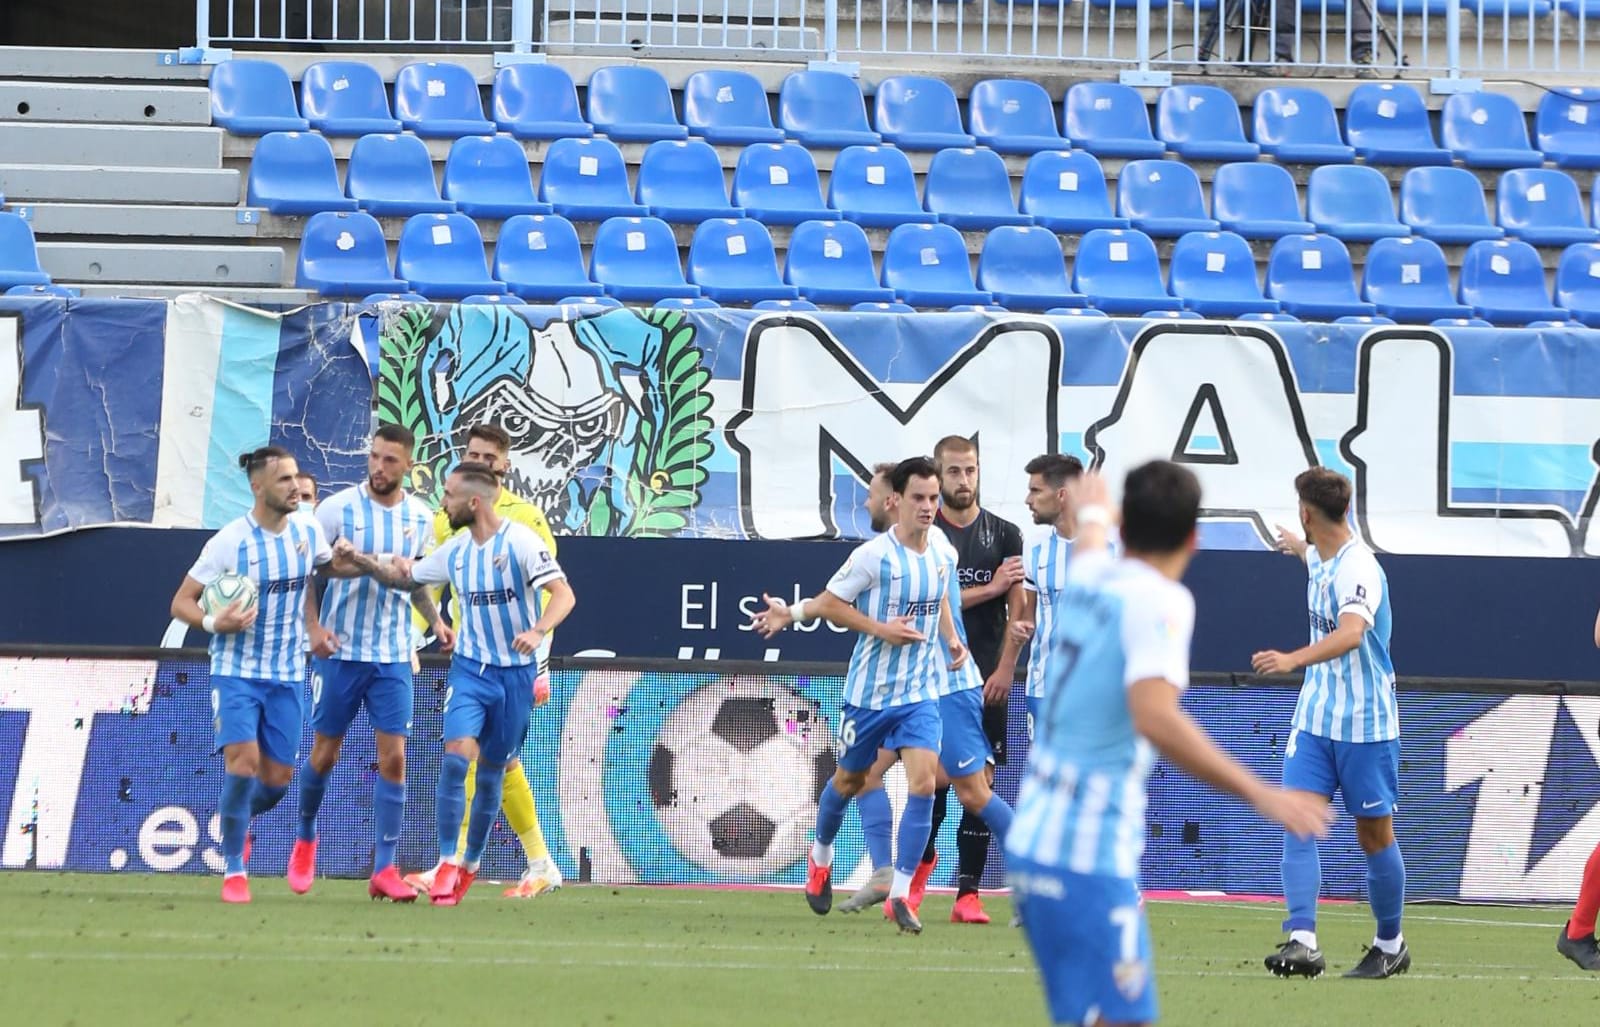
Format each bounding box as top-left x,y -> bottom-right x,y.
682,70 -> 787,146
1156,85 -> 1259,161
1071,228 -> 1173,315
1555,243 -> 1600,327
687,218 -> 799,303
392,62 -> 495,139
874,76 -> 976,151
440,135 -> 549,220
976,225 -> 1087,312
1534,88 -> 1600,169
1265,234 -> 1377,320
585,66 -> 688,143
344,133 -> 456,217
1251,88 -> 1356,164
776,70 -> 881,149
1168,231 -> 1281,317
784,220 -> 896,305
208,60 -> 308,136
1063,82 -> 1166,158
589,216 -> 702,302
1458,239 -> 1570,325
636,140 -> 743,224
1117,160 -> 1219,238
299,62 -> 401,136
1306,165 -> 1410,243
1343,83 -> 1452,166
966,79 -> 1070,155
295,211 -> 405,297
490,64 -> 594,141
1440,92 -> 1544,169
1361,237 -> 1475,322
1496,169 -> 1600,247
0,212 -> 52,289
732,144 -> 837,226
493,214 -> 603,302
1397,167 -> 1505,244
923,148 -> 1033,230
881,222 -> 993,308
1210,163 -> 1314,240
538,137 -> 649,221
1018,150 -> 1130,233
827,146 -> 936,229
395,212 -> 504,300
246,132 -> 358,216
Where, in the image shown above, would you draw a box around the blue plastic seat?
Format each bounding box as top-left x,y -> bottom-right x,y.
682,69 -> 785,145
1344,83 -> 1452,166
967,79 -> 1068,155
924,148 -> 1033,230
246,132 -> 359,215
1117,160 -> 1219,237
1460,239 -> 1568,324
1251,88 -> 1355,164
0,213 -> 49,288
1210,162 -> 1312,240
653,297 -> 720,310
300,61 -> 402,135
687,218 -> 799,303
1239,311 -> 1301,323
557,295 -> 622,309
1156,85 -> 1260,161
1431,316 -> 1494,327
1019,150 -> 1130,233
754,298 -> 821,312
1440,92 -> 1543,169
457,294 -> 520,306
295,211 -> 405,296
210,60 -> 308,135
361,291 -> 429,304
1167,231 -> 1280,316
1306,164 -> 1409,242
590,216 -> 701,302
586,66 -> 687,143
538,137 -> 649,221
1555,242 -> 1600,328
6,283 -> 76,297
345,133 -> 456,216
976,225 -> 1087,311
853,300 -> 916,313
1063,82 -> 1165,158
1535,88 -> 1600,169
441,135 -> 549,219
1071,228 -> 1173,315
732,143 -> 837,226
1050,306 -> 1112,319
1336,315 -> 1397,326
874,76 -> 976,151
491,63 -> 593,140
393,62 -> 494,138
1398,166 -> 1504,244
1142,309 -> 1203,320
1496,168 -> 1600,246
493,214 -> 602,302
881,223 -> 992,308
1265,234 -> 1376,320
777,70 -> 880,148
784,220 -> 896,305
635,139 -> 742,224
395,213 -> 504,300
828,145 -> 935,229
1361,236 -> 1473,322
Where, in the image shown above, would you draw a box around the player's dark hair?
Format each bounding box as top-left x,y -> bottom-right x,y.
238,445 -> 292,478
889,456 -> 939,495
467,423 -> 512,453
933,435 -> 977,464
1295,466 -> 1352,524
1121,460 -> 1200,554
452,461 -> 501,496
1024,453 -> 1084,488
374,423 -> 416,451
295,471 -> 317,488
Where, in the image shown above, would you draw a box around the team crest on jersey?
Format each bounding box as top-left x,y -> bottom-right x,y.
494,554 -> 509,571
1113,958 -> 1148,1000
295,539 -> 308,556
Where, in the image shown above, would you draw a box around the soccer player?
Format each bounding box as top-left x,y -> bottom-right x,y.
1252,467 -> 1409,980
170,446 -> 335,904
295,472 -> 319,511
1558,607 -> 1600,969
346,462 -> 576,906
1008,463 -> 1331,1026
289,424 -> 455,901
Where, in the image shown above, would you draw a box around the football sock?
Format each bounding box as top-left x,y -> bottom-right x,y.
463,763 -> 506,871
890,868 -> 913,901
923,787 -> 949,864
1570,840 -> 1600,939
500,767 -> 551,863
219,773 -> 253,876
812,781 -> 848,860
1281,833 -> 1322,935
249,781 -> 288,818
1366,842 -> 1406,943
454,758 -> 478,859
436,753 -> 470,862
856,786 -> 894,871
959,797 -> 1009,893
296,766 -> 329,843
896,793 -> 935,882
372,778 -> 405,873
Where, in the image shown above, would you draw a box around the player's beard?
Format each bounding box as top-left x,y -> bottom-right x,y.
869,511 -> 891,532
447,505 -> 474,531
266,492 -> 299,516
368,473 -> 400,497
942,487 -> 976,511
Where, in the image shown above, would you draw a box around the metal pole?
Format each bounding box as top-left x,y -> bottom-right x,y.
1445,0 -> 1460,80
823,0 -> 838,65
196,0 -> 211,49
1120,0 -> 1171,85
512,0 -> 533,51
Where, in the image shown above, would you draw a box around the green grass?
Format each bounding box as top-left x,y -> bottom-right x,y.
2,873 -> 1597,1025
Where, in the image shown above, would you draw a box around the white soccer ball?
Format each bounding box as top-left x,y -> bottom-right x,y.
200,572 -> 259,616
649,681 -> 837,877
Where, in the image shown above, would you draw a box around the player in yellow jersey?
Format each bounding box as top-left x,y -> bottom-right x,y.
404,423 -> 565,900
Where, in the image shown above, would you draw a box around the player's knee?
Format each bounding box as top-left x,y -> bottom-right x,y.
832,768 -> 867,798
309,735 -> 342,774
444,738 -> 479,761
903,766 -> 937,796
259,761 -> 294,789
377,752 -> 405,782
1356,816 -> 1394,853
953,775 -> 991,812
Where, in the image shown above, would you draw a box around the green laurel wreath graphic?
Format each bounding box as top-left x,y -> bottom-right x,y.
375,305 -> 451,506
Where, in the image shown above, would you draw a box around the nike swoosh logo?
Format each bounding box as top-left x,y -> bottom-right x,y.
957,756 -> 978,769
383,834 -> 401,843
1361,800 -> 1383,809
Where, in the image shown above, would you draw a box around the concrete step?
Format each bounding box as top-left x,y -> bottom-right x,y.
0,164 -> 241,205
0,46 -> 210,82
0,81 -> 212,126
37,242 -> 285,287
15,203 -> 261,239
0,122 -> 222,169
63,283 -> 317,305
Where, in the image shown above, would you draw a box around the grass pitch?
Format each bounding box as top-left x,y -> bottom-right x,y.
2,873 -> 1597,1026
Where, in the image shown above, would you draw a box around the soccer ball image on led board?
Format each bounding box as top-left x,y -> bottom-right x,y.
648,680 -> 838,876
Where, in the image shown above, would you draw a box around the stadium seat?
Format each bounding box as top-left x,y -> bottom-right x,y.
966,79 -> 1069,155
1535,88 -> 1600,169
852,300 -> 916,313
1116,160 -> 1219,238
1431,316 -> 1494,327
687,218 -> 799,303
0,213 -> 49,288
395,213 -> 504,300
1496,168 -> 1600,246
682,69 -> 785,145
976,225 -> 1087,311
652,297 -> 720,310
393,62 -> 495,138
585,66 -> 688,142
1018,150 -> 1130,233
1142,309 -> 1203,320
636,140 -> 742,224
1210,162 -> 1313,240
924,148 -> 1033,230
361,291 -> 429,304
441,135 -> 549,219
732,144 -> 837,226
6,283 -> 76,297
538,137 -> 648,221
777,70 -> 880,148
1071,228 -> 1173,315
873,76 -> 976,151
1265,235 -> 1376,320
1050,306 -> 1111,318
1063,82 -> 1166,158
590,216 -> 702,302
210,59 -> 308,135
1398,166 -> 1504,244
783,220 -> 896,305
294,211 -> 405,296
1440,92 -> 1543,169
827,145 -> 936,229
1335,315 -> 1397,326
1458,239 -> 1569,325
1343,83 -> 1452,166
1361,236 -> 1474,322
1555,243 -> 1600,327
1251,88 -> 1355,164
1306,165 -> 1409,242
491,63 -> 594,140
457,294 -> 520,305
494,214 -> 603,302
754,298 -> 821,312
345,133 -> 456,217
557,295 -> 621,309
300,61 -> 402,135
880,222 -> 992,308
1156,85 -> 1260,161
1167,231 -> 1280,316
1238,311 -> 1301,323
246,132 -> 359,216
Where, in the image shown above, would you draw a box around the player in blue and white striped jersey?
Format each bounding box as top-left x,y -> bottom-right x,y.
1008,463 -> 1329,1027
1253,467 -> 1409,981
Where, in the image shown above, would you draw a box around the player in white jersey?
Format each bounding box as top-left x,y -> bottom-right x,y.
1007,463 -> 1330,1026
1252,467 -> 1408,980
170,446 -> 339,904
344,462 -> 576,906
289,424 -> 456,901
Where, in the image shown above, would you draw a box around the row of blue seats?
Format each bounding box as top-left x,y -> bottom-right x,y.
211,59 -> 1600,169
